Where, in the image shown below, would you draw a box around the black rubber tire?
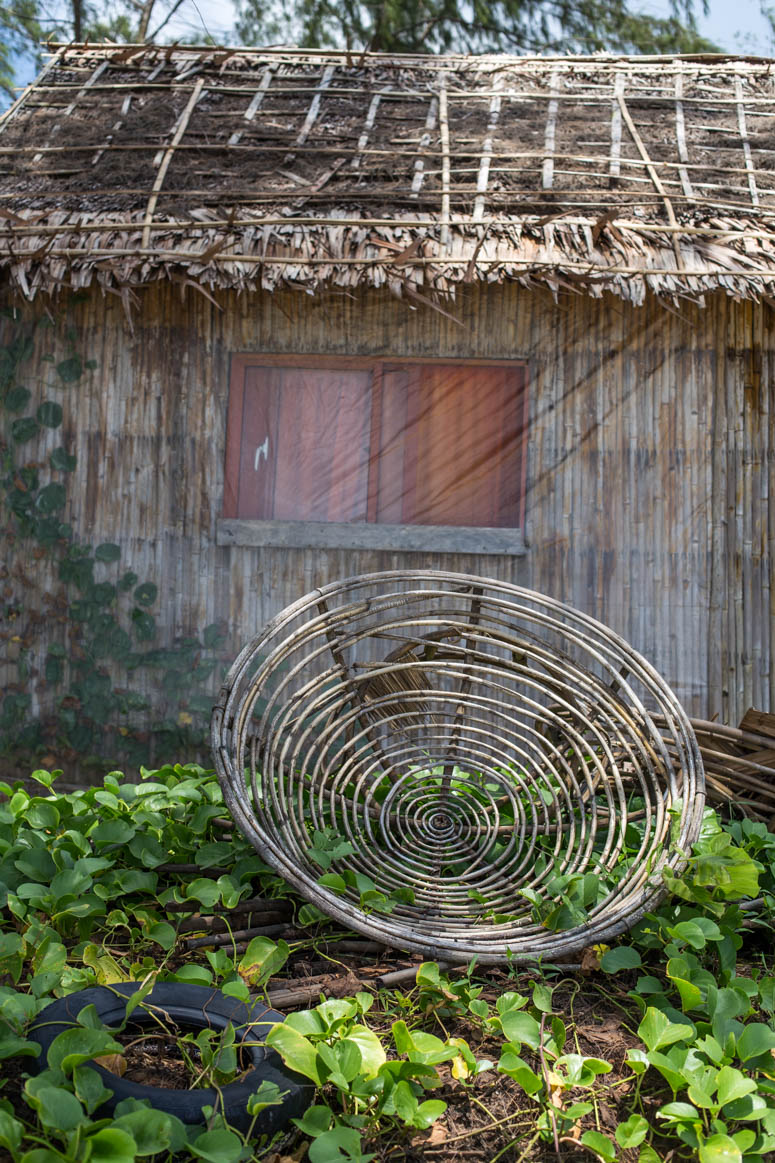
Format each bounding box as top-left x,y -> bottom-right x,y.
28,983 -> 313,1135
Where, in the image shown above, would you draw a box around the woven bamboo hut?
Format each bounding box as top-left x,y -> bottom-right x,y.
0,44 -> 773,737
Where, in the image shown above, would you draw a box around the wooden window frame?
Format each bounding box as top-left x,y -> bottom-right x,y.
218,354 -> 529,555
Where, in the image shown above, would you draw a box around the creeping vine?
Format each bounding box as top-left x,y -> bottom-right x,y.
0,305 -> 226,771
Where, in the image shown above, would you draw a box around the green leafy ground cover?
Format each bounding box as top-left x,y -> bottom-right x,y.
1,764 -> 775,1163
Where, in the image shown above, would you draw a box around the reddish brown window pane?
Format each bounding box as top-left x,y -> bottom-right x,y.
235,366 -> 372,522
374,364 -> 525,527
225,358 -> 528,528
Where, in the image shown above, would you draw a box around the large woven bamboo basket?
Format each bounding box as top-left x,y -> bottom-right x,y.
212,571 -> 705,962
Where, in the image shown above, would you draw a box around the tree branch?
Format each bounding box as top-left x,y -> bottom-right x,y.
148,0 -> 189,40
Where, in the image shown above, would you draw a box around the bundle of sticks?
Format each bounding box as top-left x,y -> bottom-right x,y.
689,709 -> 775,825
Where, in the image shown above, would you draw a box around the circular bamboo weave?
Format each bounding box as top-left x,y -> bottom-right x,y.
212,571 -> 705,962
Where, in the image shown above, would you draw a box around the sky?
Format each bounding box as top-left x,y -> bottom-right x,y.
3,0 -> 773,102
168,0 -> 775,50
650,0 -> 772,51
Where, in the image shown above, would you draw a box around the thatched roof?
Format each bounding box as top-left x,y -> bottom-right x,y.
2,44 -> 775,305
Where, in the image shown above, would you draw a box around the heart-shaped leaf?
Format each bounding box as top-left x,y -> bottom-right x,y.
698,1133 -> 742,1163
601,946 -> 641,973
638,1008 -> 693,1052
615,1113 -> 649,1148
716,1065 -> 757,1108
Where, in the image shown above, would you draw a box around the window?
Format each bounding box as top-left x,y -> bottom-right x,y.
220,356 -> 528,554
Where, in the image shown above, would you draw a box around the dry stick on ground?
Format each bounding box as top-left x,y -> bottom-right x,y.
187,926 -> 393,953
268,975 -> 364,1008
323,940 -> 386,953
185,923 -> 300,950
426,1113 -> 534,1148
266,971 -> 342,990
157,863 -> 238,875
259,961 -> 460,1009
261,960 -> 585,1007
177,910 -> 290,935
165,895 -> 292,914
232,939 -> 399,961
231,938 -> 389,957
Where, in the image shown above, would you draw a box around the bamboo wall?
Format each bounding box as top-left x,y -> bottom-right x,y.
3,280 -> 773,726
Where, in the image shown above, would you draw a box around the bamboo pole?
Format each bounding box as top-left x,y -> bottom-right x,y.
30,42 -> 775,64
438,77 -> 451,248
19,76 -> 775,109
0,46 -> 67,137
759,302 -> 773,714
228,63 -> 276,147
616,90 -> 683,270
674,70 -> 695,201
286,63 -> 334,164
8,245 -> 775,278
410,93 -> 439,197
4,215 -> 775,244
687,717 -> 775,750
5,138 -> 775,182
473,75 -> 502,223
2,181 -> 773,219
741,300 -> 755,713
541,69 -> 560,190
727,296 -> 740,724
141,77 -> 205,249
351,91 -> 382,171
609,74 -> 624,182
735,72 -> 760,211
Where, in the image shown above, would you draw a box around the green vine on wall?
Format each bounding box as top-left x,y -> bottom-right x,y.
0,305 -> 227,772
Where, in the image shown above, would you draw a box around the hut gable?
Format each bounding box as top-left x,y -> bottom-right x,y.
2,45 -> 775,304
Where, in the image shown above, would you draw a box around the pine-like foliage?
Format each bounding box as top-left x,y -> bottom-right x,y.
1,0 -> 47,99
235,0 -> 718,55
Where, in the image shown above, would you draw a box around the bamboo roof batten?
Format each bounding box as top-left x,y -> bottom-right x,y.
91,91 -> 134,168
3,45 -> 775,304
734,71 -> 759,211
4,214 -> 775,242
141,76 -> 205,249
473,73 -> 502,222
228,63 -> 276,146
351,91 -> 383,170
674,70 -> 695,201
22,80 -> 775,107
438,77 -> 450,248
615,88 -> 684,270
609,74 -> 624,183
11,142 -> 775,181
288,63 -> 334,159
0,46 -> 66,138
411,91 -> 439,197
541,68 -> 560,190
